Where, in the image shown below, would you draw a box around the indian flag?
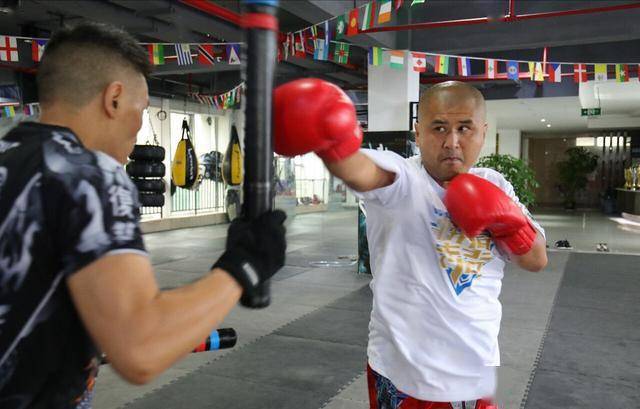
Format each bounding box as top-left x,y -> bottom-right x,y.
147,44 -> 164,65
378,0 -> 392,24
389,50 -> 404,69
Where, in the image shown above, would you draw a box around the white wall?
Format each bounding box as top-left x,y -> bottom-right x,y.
497,128 -> 522,158
479,112 -> 498,159
368,52 -> 420,131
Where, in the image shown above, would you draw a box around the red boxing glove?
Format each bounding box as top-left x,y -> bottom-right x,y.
443,173 -> 537,255
274,78 -> 362,162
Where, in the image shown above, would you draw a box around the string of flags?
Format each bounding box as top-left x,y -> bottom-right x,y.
189,83 -> 244,110
0,102 -> 40,119
365,47 -> 640,83
0,34 -> 243,67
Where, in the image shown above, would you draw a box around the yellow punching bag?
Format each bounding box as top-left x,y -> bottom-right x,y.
172,119 -> 199,189
223,125 -> 243,186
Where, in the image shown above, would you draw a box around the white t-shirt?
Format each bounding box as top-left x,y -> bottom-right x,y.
353,149 -> 544,402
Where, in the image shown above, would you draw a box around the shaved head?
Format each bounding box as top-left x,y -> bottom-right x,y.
418,81 -> 486,123
414,81 -> 487,185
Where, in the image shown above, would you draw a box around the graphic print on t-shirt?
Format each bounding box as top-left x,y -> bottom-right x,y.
430,208 -> 494,295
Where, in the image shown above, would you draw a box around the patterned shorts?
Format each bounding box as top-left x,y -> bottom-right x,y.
367,365 -> 498,409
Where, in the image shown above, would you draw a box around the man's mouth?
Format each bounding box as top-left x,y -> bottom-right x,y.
441,157 -> 462,163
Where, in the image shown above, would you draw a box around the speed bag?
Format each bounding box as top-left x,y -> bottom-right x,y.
172,120 -> 199,189
222,126 -> 243,186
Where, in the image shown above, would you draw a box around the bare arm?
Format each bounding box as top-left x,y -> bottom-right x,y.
67,253 -> 242,385
511,232 -> 548,272
324,151 -> 396,192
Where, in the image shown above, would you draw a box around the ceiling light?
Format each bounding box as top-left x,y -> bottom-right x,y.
547,124 -> 551,128
540,118 -> 546,122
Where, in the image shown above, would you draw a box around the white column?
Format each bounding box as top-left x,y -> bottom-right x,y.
479,112 -> 497,159
368,51 -> 420,132
497,129 -> 522,158
159,98 -> 172,216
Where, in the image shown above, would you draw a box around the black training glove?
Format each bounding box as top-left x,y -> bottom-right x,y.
213,210 -> 287,294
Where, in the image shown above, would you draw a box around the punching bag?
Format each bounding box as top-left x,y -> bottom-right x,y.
222,125 -> 243,186
172,119 -> 199,189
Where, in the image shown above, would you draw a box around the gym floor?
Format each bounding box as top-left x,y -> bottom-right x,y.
93,210 -> 640,409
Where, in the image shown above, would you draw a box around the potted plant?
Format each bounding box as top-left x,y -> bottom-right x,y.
476,154 -> 539,208
556,147 -> 598,210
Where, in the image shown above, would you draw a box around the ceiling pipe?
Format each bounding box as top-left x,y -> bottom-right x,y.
178,0 -> 242,26
361,1 -> 640,34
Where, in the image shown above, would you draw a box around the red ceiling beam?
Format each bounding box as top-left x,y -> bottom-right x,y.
178,0 -> 242,26
361,1 -> 640,34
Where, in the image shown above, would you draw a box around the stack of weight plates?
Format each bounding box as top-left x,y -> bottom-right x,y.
126,145 -> 166,207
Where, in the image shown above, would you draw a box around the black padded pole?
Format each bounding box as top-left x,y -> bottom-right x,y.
240,0 -> 278,308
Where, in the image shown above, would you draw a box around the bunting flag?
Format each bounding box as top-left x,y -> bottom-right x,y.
347,8 -> 359,36
294,32 -> 305,58
309,25 -> 318,52
175,43 -> 193,65
361,1 -> 376,31
334,43 -> 350,64
31,39 -> 47,62
615,64 -> 629,82
197,44 -> 215,65
594,64 -> 607,81
389,50 -> 404,69
3,106 -> 16,118
369,47 -> 383,66
411,0 -> 425,5
527,62 -> 535,79
322,20 -> 331,60
314,39 -> 327,60
534,62 -> 544,82
378,0 -> 392,24
507,61 -> 519,80
547,63 -> 562,83
395,0 -> 404,10
573,64 -> 588,83
485,59 -> 495,79
335,14 -> 347,39
227,44 -> 241,65
412,52 -> 426,72
289,33 -> 295,56
0,36 -> 19,62
436,55 -> 449,74
281,35 -> 290,60
457,57 -> 470,76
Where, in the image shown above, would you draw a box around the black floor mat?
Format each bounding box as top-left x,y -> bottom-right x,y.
123,283 -> 371,409
523,254 -> 640,409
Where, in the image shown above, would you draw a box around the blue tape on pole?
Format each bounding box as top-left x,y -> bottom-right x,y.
210,330 -> 221,350
242,0 -> 278,6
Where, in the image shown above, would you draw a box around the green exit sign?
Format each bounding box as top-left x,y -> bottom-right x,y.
581,108 -> 601,116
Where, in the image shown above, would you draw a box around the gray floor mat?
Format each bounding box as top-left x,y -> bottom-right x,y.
123,284 -> 371,409
523,253 -> 640,409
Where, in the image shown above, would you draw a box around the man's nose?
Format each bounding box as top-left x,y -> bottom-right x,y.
443,130 -> 461,150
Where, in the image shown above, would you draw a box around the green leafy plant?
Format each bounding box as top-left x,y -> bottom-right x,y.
476,154 -> 539,208
556,147 -> 598,209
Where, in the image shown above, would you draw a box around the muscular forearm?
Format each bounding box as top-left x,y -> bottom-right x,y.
324,151 -> 395,192
511,232 -> 548,272
121,269 -> 241,383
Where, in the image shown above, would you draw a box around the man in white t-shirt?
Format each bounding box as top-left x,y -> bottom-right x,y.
274,79 -> 548,409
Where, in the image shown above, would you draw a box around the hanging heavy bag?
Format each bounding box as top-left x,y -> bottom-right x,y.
171,119 -> 199,189
222,125 -> 243,186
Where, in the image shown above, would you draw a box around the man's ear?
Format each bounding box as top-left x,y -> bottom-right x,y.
103,81 -> 124,119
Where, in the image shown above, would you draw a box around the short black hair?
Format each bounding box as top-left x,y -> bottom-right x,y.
37,22 -> 152,107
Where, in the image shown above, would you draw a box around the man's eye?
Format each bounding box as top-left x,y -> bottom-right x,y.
460,126 -> 471,132
434,126 -> 446,132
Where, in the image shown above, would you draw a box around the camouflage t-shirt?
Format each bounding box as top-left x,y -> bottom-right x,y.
0,122 -> 146,409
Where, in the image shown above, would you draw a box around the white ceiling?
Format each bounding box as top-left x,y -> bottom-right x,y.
488,96 -> 640,134
487,97 -> 589,133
